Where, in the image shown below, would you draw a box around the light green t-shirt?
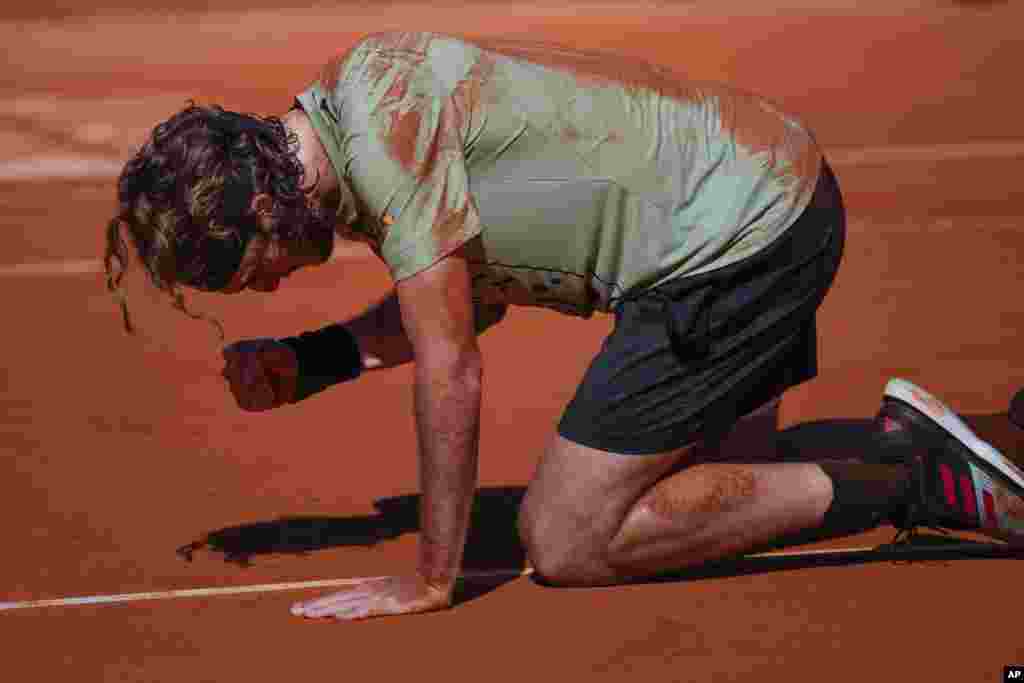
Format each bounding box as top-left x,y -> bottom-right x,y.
297,31 -> 823,317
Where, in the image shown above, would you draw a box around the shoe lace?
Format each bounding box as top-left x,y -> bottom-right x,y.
887,450 -> 953,548
889,521 -> 952,547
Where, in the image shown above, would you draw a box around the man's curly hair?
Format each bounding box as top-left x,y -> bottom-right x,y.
103,102 -> 330,340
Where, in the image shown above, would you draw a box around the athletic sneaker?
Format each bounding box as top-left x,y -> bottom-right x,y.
873,378 -> 1024,543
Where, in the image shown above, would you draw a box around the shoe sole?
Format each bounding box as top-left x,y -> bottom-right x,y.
884,378 -> 1024,491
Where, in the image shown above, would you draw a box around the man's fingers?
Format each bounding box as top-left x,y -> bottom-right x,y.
334,605 -> 373,621
221,351 -> 236,380
299,599 -> 375,621
289,578 -> 446,621
297,588 -> 368,610
263,346 -> 299,377
292,586 -> 372,617
243,379 -> 276,412
222,359 -> 272,411
221,345 -> 241,365
239,355 -> 262,385
219,339 -> 299,410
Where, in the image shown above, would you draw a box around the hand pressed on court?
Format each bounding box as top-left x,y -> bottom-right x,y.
290,575 -> 453,621
221,339 -> 299,411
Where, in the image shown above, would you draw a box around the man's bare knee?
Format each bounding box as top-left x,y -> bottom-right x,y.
519,435 -> 694,584
516,491 -> 557,574
518,478 -> 626,585
517,506 -> 598,585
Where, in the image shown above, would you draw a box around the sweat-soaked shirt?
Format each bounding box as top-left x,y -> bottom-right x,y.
296,31 -> 823,318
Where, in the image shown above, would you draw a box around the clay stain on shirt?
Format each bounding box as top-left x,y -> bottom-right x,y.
387,107 -> 423,174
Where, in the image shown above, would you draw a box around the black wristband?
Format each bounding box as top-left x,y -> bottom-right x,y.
278,324 -> 363,402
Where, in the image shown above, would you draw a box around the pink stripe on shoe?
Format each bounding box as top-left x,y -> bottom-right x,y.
959,474 -> 978,522
940,463 -> 958,508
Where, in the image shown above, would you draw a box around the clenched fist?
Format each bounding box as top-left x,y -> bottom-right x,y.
221,339 -> 299,411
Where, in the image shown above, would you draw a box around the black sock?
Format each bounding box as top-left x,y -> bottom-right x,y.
818,462 -> 913,535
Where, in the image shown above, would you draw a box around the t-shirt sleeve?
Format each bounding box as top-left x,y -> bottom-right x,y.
295,86 -> 359,228
342,60 -> 483,281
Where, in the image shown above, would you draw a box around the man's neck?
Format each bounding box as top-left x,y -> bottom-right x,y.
282,106 -> 361,235
282,107 -> 340,207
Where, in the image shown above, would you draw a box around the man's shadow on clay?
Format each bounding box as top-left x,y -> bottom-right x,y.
178,412 -> 1024,605
177,486 -> 529,604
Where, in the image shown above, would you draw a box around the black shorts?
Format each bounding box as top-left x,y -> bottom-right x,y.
557,162 -> 846,455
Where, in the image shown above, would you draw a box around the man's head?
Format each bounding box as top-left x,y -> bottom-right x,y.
104,103 -> 336,337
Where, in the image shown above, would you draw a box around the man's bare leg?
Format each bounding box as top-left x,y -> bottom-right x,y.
518,400 -> 909,585
606,461 -> 831,574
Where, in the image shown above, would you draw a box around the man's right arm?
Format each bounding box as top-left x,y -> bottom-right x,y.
346,293 -> 507,371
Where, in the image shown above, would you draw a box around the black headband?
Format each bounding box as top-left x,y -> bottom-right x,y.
180,231 -> 256,292
181,111 -> 272,291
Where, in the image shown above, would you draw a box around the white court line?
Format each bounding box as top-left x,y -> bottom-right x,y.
0,545 -> 914,612
0,569 -> 530,612
0,575 -> 391,611
2,544 -> 950,614
0,542 -> 1012,611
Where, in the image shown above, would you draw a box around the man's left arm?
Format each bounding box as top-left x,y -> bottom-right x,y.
395,240 -> 483,599
289,241 -> 483,622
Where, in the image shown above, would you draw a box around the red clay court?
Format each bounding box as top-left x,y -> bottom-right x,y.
2,1 -> 1023,680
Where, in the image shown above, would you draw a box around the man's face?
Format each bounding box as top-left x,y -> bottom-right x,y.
218,234 -> 330,294
214,190 -> 337,294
